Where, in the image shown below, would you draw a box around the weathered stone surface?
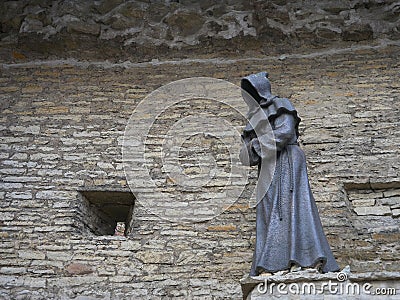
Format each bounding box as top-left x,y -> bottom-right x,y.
164,11 -> 205,36
342,23 -> 374,41
19,17 -> 44,33
46,276 -> 106,288
0,267 -> 27,275
65,263 -> 93,275
0,276 -> 24,287
21,85 -> 43,93
35,191 -> 76,200
0,212 -> 14,221
352,199 -> 376,207
67,21 -> 100,36
378,196 -> 400,207
121,241 -> 141,251
384,190 -> 400,198
135,251 -> 174,264
354,206 -> 392,216
18,251 -> 45,260
94,0 -> 125,15
0,41 -> 399,299
392,209 -> 400,218
46,251 -> 72,261
207,224 -> 237,231
23,277 -> 46,288
0,0 -> 399,61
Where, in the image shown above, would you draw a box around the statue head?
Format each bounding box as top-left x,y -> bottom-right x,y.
241,71 -> 273,105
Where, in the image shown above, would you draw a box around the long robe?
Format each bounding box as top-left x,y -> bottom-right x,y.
240,98 -> 339,276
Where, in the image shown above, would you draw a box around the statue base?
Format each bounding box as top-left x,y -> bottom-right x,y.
240,269 -> 400,299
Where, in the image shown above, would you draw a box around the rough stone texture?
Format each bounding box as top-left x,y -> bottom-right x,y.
0,0 -> 399,61
65,263 -> 94,275
0,40 -> 400,298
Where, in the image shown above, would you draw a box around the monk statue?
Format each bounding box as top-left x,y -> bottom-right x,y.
239,72 -> 339,276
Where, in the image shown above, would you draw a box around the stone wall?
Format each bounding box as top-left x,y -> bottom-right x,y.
0,0 -> 400,61
1,41 -> 399,298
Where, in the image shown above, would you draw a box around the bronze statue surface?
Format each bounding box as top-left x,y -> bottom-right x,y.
239,72 -> 339,276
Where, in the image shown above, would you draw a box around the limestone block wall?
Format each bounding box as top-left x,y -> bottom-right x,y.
0,44 -> 399,298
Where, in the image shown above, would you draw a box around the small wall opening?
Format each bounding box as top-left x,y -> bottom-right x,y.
78,190 -> 135,236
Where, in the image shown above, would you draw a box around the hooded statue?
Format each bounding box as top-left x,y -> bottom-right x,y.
239,72 -> 339,276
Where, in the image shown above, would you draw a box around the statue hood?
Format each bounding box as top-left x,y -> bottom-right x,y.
241,71 -> 274,107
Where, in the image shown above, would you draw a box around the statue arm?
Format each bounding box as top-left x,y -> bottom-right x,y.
273,113 -> 297,151
239,137 -> 261,166
239,113 -> 296,165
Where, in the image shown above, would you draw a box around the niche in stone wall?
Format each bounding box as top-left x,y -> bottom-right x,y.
78,190 -> 135,236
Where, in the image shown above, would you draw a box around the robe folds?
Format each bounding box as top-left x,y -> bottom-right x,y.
240,97 -> 340,276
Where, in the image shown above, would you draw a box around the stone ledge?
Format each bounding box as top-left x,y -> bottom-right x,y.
240,270 -> 400,299
2,0 -> 400,62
